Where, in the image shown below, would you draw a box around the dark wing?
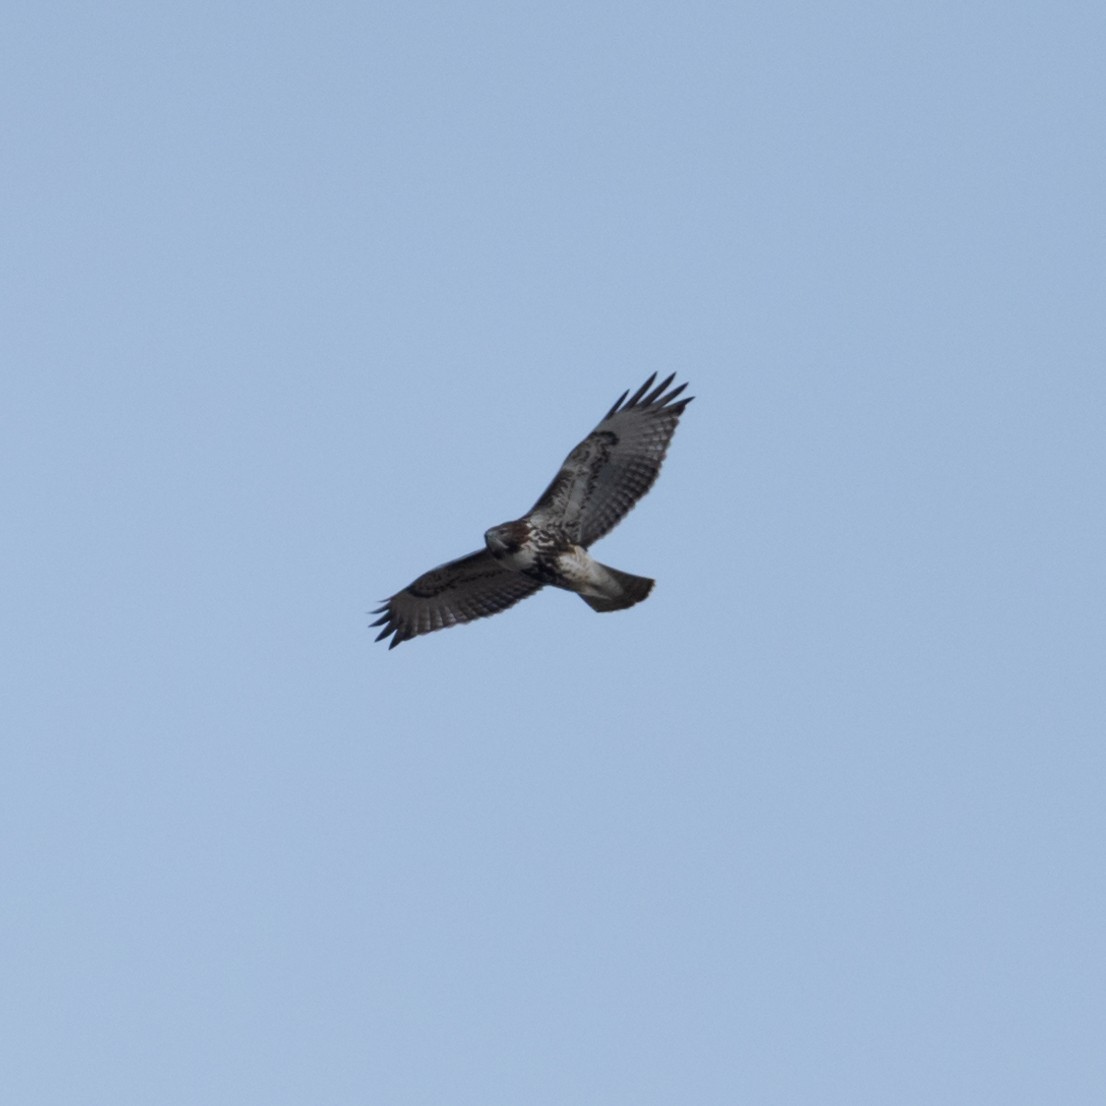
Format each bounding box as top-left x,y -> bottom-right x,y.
527,373 -> 693,546
371,549 -> 544,649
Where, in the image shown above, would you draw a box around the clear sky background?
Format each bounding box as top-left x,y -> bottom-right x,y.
3,2 -> 1104,1103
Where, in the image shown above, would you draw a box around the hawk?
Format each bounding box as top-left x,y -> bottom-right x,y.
372,373 -> 693,648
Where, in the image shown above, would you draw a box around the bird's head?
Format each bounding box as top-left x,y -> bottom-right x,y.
484,521 -> 524,558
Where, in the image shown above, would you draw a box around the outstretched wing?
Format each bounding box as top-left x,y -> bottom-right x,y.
527,373 -> 693,546
371,550 -> 544,649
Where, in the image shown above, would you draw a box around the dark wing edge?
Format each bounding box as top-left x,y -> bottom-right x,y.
601,371 -> 692,421
370,549 -> 544,649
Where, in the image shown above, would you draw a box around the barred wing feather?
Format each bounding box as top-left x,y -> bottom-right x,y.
371,550 -> 544,649
528,373 -> 693,546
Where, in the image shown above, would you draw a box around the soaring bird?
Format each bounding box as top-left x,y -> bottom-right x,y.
372,373 -> 692,648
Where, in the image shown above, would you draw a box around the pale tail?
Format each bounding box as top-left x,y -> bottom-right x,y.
579,564 -> 655,612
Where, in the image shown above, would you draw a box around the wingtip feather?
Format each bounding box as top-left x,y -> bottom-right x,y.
604,387 -> 631,420
624,372 -> 657,409
643,372 -> 677,405
604,374 -> 696,419
659,380 -> 687,405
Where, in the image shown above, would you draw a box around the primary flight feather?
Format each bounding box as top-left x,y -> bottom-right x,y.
372,373 -> 693,648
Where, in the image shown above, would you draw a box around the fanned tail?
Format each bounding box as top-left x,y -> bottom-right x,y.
578,564 -> 654,612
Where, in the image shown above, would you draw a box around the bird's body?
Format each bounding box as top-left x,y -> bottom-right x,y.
485,521 -> 650,610
372,373 -> 692,648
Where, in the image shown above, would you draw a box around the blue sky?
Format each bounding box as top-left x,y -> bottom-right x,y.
3,2 -> 1104,1102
